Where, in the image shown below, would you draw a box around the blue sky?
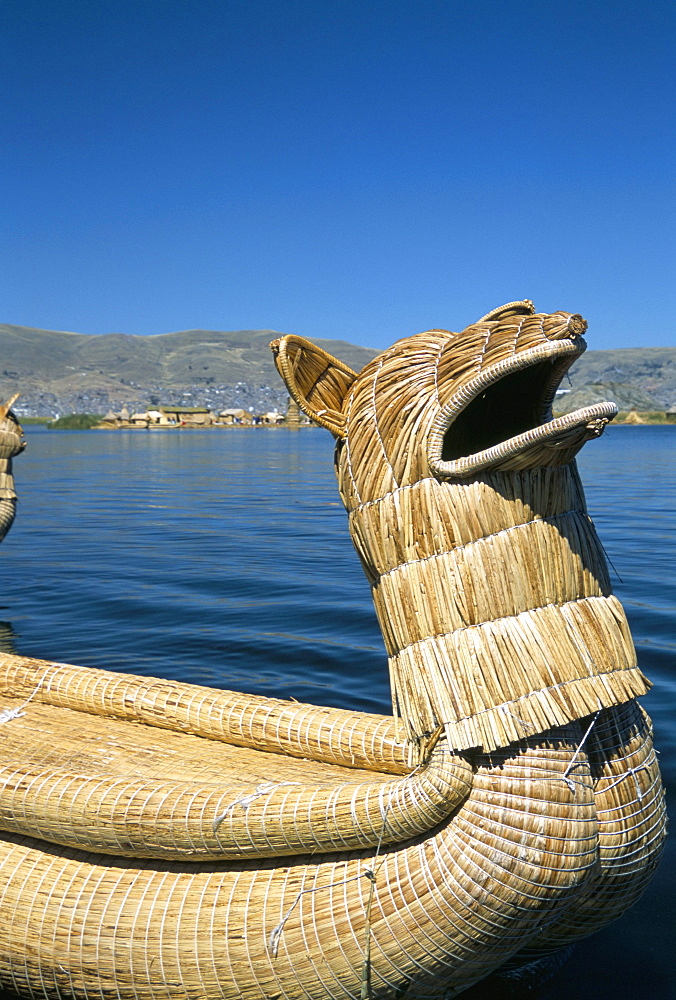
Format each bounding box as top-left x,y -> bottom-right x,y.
3,0 -> 674,350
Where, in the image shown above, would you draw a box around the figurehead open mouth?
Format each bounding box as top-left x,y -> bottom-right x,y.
428,310 -> 618,479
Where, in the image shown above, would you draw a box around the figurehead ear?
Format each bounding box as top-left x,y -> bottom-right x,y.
271,336 -> 357,437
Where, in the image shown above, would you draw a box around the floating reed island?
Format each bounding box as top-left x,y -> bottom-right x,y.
0,301 -> 667,999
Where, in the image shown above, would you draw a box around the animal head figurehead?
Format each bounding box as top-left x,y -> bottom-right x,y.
272,301 -> 616,507
271,305 -> 647,753
0,395 -> 25,543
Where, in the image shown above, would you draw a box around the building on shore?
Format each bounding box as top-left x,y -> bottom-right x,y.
219,408 -> 253,425
260,411 -> 285,425
97,405 -> 301,428
157,407 -> 216,426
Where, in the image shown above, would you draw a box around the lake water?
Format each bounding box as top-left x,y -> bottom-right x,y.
0,424 -> 674,1000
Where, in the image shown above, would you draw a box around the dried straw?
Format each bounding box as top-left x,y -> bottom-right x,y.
0,653 -> 412,773
0,674 -> 472,859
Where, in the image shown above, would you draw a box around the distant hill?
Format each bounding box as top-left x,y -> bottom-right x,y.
0,325 -> 379,417
1,323 -> 674,418
554,346 -> 676,414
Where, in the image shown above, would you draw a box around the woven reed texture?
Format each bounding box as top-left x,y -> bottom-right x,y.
2,716 -> 661,1000
272,338 -> 355,436
0,687 -> 472,859
0,708 -> 665,999
510,701 -> 666,959
0,653 -> 413,773
274,305 -> 649,752
0,396 -> 24,541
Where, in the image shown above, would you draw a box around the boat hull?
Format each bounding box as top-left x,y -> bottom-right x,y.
0,702 -> 665,1000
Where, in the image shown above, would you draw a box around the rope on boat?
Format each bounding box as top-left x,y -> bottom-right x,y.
561,709 -> 601,792
0,673 -> 46,724
212,781 -> 301,829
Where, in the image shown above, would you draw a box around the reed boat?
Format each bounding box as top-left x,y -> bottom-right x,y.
0,394 -> 24,543
0,301 -> 667,999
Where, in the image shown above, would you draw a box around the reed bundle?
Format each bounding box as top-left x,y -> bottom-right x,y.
0,664 -> 472,859
0,653 -> 412,773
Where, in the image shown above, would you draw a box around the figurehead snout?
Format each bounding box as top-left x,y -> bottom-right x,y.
428,307 -> 611,479
549,312 -> 587,340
